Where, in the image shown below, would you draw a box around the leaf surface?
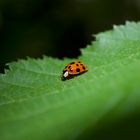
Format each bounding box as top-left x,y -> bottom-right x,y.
0,21 -> 140,140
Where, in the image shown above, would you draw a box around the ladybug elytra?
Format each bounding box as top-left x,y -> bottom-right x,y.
61,61 -> 88,81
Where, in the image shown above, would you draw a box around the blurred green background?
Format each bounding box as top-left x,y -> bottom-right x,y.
0,0 -> 140,72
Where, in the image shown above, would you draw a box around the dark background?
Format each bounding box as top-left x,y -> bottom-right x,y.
0,0 -> 140,72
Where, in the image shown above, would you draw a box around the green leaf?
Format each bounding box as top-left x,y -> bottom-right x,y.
0,21 -> 140,140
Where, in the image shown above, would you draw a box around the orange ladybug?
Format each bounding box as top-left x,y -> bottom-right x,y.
61,61 -> 88,81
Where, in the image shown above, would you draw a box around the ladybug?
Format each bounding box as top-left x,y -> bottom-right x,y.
61,61 -> 88,81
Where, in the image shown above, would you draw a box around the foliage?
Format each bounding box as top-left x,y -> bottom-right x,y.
0,21 -> 140,140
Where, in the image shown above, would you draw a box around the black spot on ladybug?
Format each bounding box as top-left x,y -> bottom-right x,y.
76,64 -> 79,66
78,61 -> 81,63
68,65 -> 71,69
70,62 -> 75,64
80,63 -> 83,66
82,66 -> 86,70
76,68 -> 80,72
